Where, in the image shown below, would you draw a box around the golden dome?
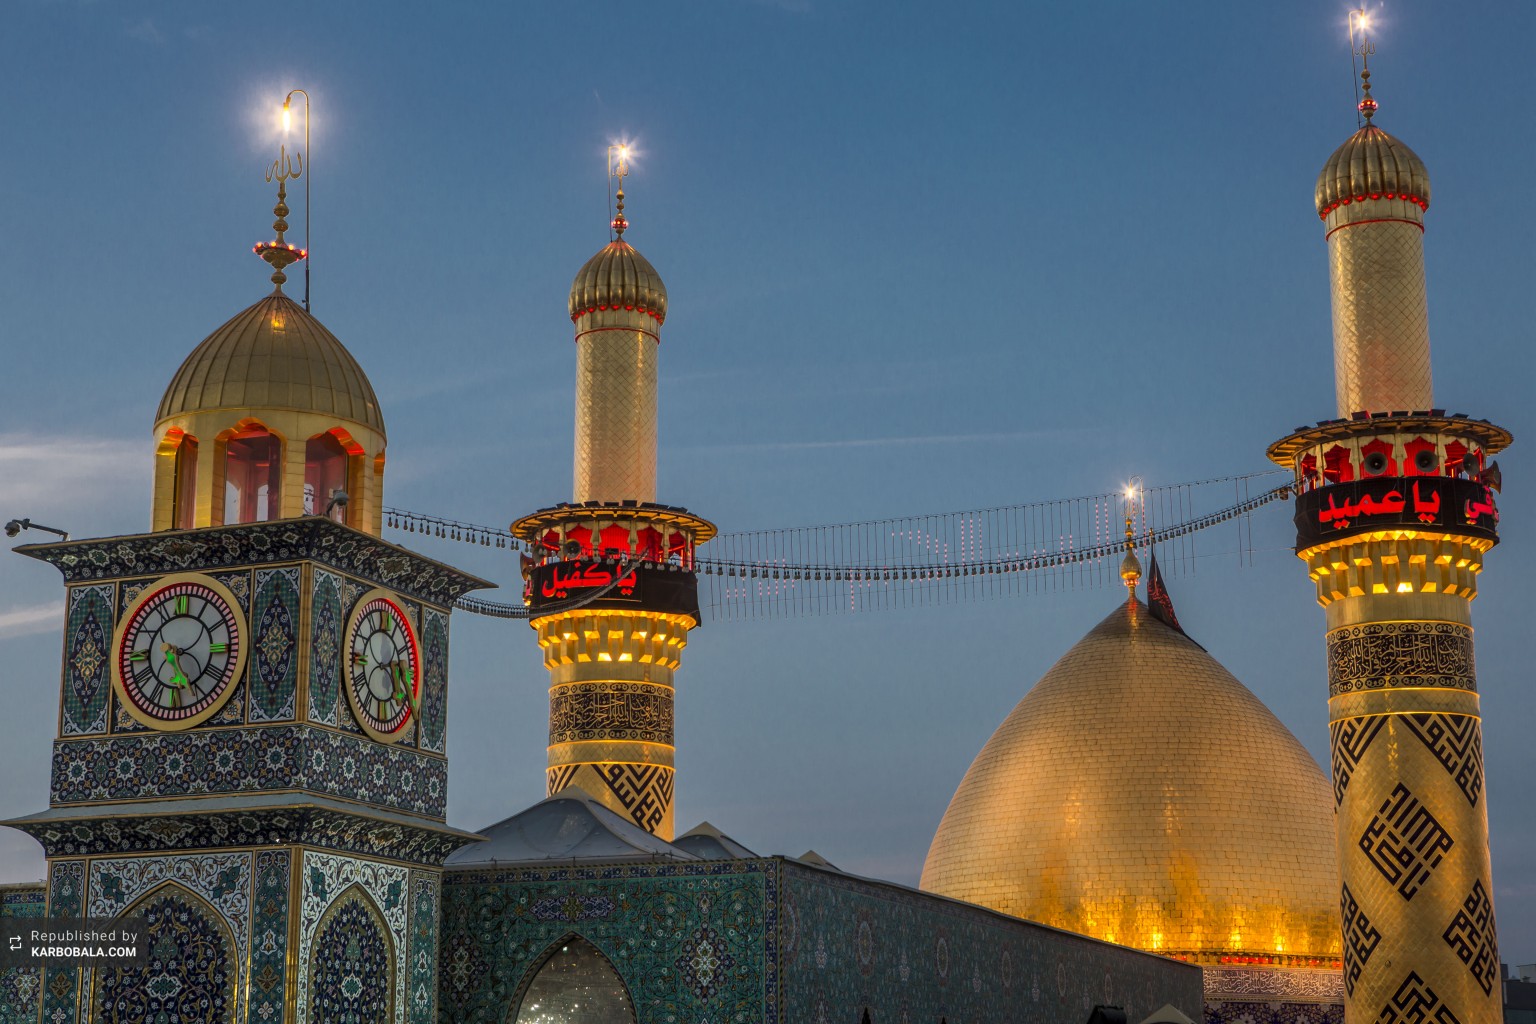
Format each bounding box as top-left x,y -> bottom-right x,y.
568,240 -> 667,324
920,599 -> 1340,962
156,292 -> 385,435
1315,124 -> 1431,218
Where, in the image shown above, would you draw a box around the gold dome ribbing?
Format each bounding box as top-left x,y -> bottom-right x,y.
157,292 -> 384,435
921,599 -> 1340,962
1316,125 -> 1431,216
568,240 -> 668,324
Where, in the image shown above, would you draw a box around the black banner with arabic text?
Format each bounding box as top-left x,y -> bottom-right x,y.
1294,477 -> 1499,550
526,560 -> 701,622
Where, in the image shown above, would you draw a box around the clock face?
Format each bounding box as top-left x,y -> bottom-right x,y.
112,574 -> 247,730
344,590 -> 421,743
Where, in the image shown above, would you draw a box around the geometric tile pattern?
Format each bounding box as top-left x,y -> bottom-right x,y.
1402,714 -> 1483,808
1330,716 -> 1388,806
1341,883 -> 1382,996
419,609 -> 449,755
50,724 -> 448,818
249,849 -> 291,1023
598,762 -> 673,833
1442,880 -> 1498,997
1359,784 -> 1454,901
91,884 -> 237,1024
572,329 -> 658,503
545,764 -> 580,796
309,570 -> 344,727
1374,970 -> 1462,1024
61,584 -> 113,736
408,873 -> 441,1024
25,517 -> 487,608
1327,219 -> 1432,417
310,890 -> 393,1024
250,566 -> 301,722
298,851 -> 409,1024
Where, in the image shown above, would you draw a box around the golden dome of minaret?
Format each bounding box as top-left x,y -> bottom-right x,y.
567,174 -> 668,324
1314,70 -> 1430,218
921,597 -> 1340,964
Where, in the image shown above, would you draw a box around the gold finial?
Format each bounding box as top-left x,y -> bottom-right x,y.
1120,482 -> 1142,598
253,143 -> 308,291
608,144 -> 631,239
1349,9 -> 1378,124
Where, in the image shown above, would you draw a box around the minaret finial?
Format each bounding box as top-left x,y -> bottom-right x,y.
1119,482 -> 1142,599
253,143 -> 308,292
608,144 -> 631,239
1349,9 -> 1378,124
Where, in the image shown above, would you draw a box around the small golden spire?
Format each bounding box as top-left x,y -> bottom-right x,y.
608,144 -> 631,239
253,143 -> 308,291
1120,485 -> 1142,598
1349,9 -> 1378,123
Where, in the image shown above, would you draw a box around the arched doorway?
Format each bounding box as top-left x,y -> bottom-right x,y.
510,935 -> 636,1024
93,883 -> 237,1023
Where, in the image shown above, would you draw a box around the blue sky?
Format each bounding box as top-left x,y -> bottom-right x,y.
2,0 -> 1534,962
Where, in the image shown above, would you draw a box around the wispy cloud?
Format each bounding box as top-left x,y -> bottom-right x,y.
679,430 -> 1059,455
0,434 -> 147,524
0,602 -> 62,642
125,17 -> 165,43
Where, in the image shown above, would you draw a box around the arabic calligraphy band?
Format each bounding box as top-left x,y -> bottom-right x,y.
1293,476 -> 1498,550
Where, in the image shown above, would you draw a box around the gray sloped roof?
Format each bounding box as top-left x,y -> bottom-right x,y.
444,786 -> 699,868
672,821 -> 758,860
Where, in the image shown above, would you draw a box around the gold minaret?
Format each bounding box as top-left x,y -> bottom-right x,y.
1270,16 -> 1508,1022
512,148 -> 713,839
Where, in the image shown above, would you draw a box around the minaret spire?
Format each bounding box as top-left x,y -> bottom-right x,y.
253,143 -> 308,292
1350,9 -> 1378,123
1119,488 -> 1141,603
609,143 -> 630,239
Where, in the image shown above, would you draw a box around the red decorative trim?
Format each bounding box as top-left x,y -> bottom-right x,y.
570,304 -> 665,325
1318,193 -> 1428,220
1325,216 -> 1426,241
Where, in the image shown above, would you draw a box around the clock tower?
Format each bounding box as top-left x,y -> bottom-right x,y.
4,161 -> 488,1024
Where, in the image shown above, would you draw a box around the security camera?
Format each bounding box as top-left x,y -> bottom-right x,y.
323,490 -> 350,519
4,520 -> 21,538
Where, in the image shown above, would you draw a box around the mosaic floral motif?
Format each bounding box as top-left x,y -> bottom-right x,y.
62,584 -> 113,735
51,724 -> 448,818
12,805 -> 475,865
0,886 -> 45,1024
530,893 -> 617,921
311,888 -> 394,1024
440,860 -> 771,1024
310,570 -> 344,727
299,851 -> 409,1024
249,849 -> 291,1023
408,873 -> 441,1024
94,885 -> 237,1024
26,518 -> 487,607
87,852 -> 252,980
1204,1001 -> 1344,1024
419,609 -> 449,754
251,566 -> 301,722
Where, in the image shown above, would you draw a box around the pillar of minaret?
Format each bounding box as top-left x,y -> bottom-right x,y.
1317,74 -> 1433,417
1271,63 -> 1509,1024
513,178 -> 712,842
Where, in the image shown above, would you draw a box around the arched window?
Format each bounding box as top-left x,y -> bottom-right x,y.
224,426 -> 282,524
511,936 -> 635,1024
94,883 -> 237,1023
305,431 -> 352,520
172,434 -> 198,529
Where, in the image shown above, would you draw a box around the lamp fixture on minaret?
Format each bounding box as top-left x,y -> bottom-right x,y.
282,89 -> 311,310
511,147 -> 714,840
1268,18 -> 1511,1022
252,137 -> 308,292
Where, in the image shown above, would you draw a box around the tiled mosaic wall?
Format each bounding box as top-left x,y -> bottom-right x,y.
0,884 -> 45,1024
439,857 -> 1204,1024
779,860 -> 1204,1024
440,860 -> 773,1024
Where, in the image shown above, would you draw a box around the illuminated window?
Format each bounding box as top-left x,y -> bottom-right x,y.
304,431 -> 351,520
173,434 -> 198,529
512,936 -> 635,1024
224,427 -> 282,524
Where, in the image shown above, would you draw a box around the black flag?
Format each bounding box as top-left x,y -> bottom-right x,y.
1147,550 -> 1204,649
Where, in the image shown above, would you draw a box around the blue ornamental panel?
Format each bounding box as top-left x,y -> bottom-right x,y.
309,889 -> 394,1024
408,872 -> 441,1024
62,584 -> 113,736
0,886 -> 46,1024
251,567 -> 301,722
93,885 -> 237,1024
419,610 -> 449,754
250,850 -> 291,1022
40,861 -> 84,1024
309,570 -> 344,727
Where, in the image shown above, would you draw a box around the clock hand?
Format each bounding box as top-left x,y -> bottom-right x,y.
391,661 -> 418,714
161,643 -> 190,688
